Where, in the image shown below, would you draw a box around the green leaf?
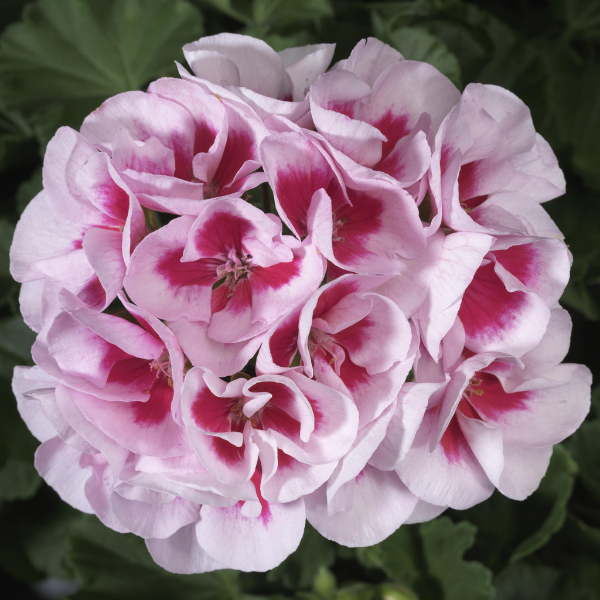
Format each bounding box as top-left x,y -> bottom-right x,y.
569,60 -> 600,190
0,104 -> 36,172
67,515 -> 240,599
553,0 -> 600,41
0,484 -> 81,582
0,458 -> 40,501
495,556 -> 600,600
385,26 -> 461,87
544,184 -> 600,320
534,43 -> 600,190
0,503 -> 44,582
356,526 -> 420,587
313,566 -> 336,599
0,0 -> 204,141
193,0 -> 253,25
0,218 -> 15,279
591,385 -> 600,418
0,1 -> 28,35
495,563 -> 561,600
368,0 -> 516,85
377,583 -> 419,600
0,379 -> 40,501
23,501 -> 83,580
267,523 -> 336,590
561,282 -> 600,321
567,419 -> 600,504
16,166 -> 42,213
420,517 -> 495,600
454,445 -> 579,572
0,316 -> 36,363
253,0 -> 333,31
510,445 -> 578,562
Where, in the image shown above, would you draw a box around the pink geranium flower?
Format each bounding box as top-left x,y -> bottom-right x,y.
430,83 -> 566,234
181,33 -> 335,125
181,368 -> 358,501
80,78 -> 269,215
258,274 -> 414,427
10,128 -> 146,331
396,308 -> 591,509
260,130 -> 426,275
7,30 -> 592,576
124,198 -> 324,374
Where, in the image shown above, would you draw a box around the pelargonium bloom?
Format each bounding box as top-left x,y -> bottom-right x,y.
7,30 -> 592,578
396,308 -> 591,509
10,129 -> 146,331
258,274 -> 414,427
30,292 -> 188,456
309,37 -> 460,233
431,83 -> 566,236
124,198 -> 324,374
260,130 -> 426,275
379,227 -> 569,362
181,33 -> 335,125
13,365 -> 308,574
180,368 -> 359,502
80,77 -> 269,216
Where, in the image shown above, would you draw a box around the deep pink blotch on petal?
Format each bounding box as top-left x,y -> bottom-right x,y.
251,472 -> 273,526
224,278 -> 253,315
493,244 -> 541,290
157,249 -> 219,289
326,101 -> 356,119
371,110 -> 410,161
132,376 -> 174,426
250,260 -> 301,292
314,280 -> 361,318
261,404 -> 302,441
338,352 -> 370,392
269,312 -> 301,368
467,372 -> 529,420
439,416 -> 471,464
193,212 -> 253,256
212,436 -> 245,466
459,263 -> 527,343
190,386 -> 236,432
76,276 -> 106,310
212,130 -> 255,195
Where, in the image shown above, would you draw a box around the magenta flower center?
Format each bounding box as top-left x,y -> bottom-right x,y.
217,249 -> 254,290
463,376 -> 484,400
150,350 -> 173,387
230,398 -> 261,429
332,215 -> 348,243
308,328 -> 339,366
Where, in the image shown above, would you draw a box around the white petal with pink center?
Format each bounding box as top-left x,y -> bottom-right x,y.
181,368 -> 358,496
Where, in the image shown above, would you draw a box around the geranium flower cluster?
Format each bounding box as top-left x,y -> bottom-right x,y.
10,34 -> 591,574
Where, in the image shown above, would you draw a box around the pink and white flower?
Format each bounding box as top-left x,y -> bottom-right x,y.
309,37 -> 460,234
260,130 -> 426,274
430,83 -> 566,235
181,33 -> 335,125
396,308 -> 591,509
124,198 -> 324,374
180,368 -> 359,502
7,31 -> 591,576
10,127 -> 146,331
258,274 -> 414,427
80,78 -> 269,216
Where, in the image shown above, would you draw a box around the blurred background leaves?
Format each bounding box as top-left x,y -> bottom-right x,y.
0,0 -> 598,598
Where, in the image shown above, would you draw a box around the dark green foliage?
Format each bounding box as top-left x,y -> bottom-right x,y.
0,0 -> 598,598
66,515 -> 241,599
0,0 -> 204,149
